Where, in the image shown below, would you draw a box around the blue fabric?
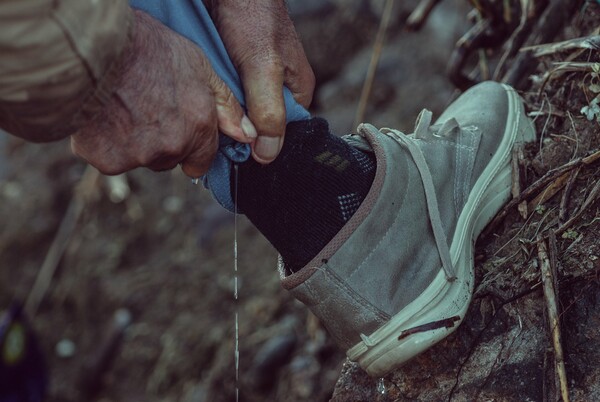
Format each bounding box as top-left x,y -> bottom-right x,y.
129,0 -> 310,211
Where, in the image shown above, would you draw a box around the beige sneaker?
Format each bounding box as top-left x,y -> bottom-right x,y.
280,82 -> 535,377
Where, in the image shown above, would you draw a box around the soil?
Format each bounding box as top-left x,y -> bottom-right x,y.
2,1 -> 599,402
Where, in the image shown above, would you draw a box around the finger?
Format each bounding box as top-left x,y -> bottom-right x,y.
242,62 -> 286,164
207,69 -> 256,144
284,60 -> 316,109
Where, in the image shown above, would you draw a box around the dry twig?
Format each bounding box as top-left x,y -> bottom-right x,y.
537,236 -> 570,402
353,0 -> 394,129
550,61 -> 600,73
554,178 -> 600,237
527,170 -> 571,213
511,145 -> 529,218
483,149 -> 600,237
493,0 -> 535,80
522,33 -> 600,57
405,0 -> 443,31
559,166 -> 581,223
502,0 -> 579,89
24,166 -> 100,317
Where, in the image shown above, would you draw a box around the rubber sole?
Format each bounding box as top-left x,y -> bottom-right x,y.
346,84 -> 536,377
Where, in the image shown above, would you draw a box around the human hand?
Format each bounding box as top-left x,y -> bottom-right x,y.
71,10 -> 257,178
208,0 -> 315,163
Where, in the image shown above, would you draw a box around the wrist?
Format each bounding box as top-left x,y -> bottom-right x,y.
74,8 -> 138,130
76,10 -> 168,127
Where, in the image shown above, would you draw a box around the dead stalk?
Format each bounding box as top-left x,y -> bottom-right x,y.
483,148 -> 600,237
537,236 -> 570,402
559,166 -> 581,223
353,0 -> 394,129
25,166 -> 100,317
554,178 -> 600,237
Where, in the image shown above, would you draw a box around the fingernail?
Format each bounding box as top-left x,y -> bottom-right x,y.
241,115 -> 257,139
255,136 -> 282,162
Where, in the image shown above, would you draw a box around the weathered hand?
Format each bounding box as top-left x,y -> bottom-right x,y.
208,0 -> 315,163
71,10 -> 257,178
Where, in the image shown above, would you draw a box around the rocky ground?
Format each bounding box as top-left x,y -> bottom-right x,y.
1,0 -> 598,401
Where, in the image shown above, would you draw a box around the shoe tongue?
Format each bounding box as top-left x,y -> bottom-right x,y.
414,109 -> 433,140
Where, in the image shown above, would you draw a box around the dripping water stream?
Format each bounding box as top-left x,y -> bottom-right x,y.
233,163 -> 240,402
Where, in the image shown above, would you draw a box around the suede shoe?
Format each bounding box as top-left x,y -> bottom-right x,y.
279,82 -> 535,377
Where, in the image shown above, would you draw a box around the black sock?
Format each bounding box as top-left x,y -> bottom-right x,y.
233,118 -> 376,273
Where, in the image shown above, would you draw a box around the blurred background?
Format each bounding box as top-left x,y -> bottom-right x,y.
0,0 -> 469,400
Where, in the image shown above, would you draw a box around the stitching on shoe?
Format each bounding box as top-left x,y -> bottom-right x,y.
413,138 -> 474,151
463,127 -> 479,210
454,130 -> 462,216
315,265 -> 390,322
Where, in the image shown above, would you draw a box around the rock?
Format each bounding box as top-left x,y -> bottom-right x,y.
249,332 -> 298,391
331,264 -> 600,400
287,355 -> 321,398
106,174 -> 130,204
56,339 -> 76,358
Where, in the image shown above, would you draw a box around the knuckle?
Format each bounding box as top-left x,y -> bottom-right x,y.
161,138 -> 186,159
242,52 -> 284,76
71,139 -> 128,175
96,162 -> 125,176
252,107 -> 284,130
196,104 -> 218,129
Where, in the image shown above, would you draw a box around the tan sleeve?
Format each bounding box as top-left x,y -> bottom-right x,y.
0,0 -> 133,142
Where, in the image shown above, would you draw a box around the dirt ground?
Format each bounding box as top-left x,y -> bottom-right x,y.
2,1 -> 599,402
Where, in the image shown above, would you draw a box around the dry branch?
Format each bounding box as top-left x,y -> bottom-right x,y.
353,0 -> 394,129
554,178 -> 600,237
483,149 -> 600,238
559,166 -> 581,223
550,61 -> 600,73
537,236 -> 569,402
522,33 -> 600,57
511,145 -> 529,218
527,170 -> 571,213
406,0 -> 443,32
493,0 -> 537,80
24,166 -> 100,317
502,0 -> 579,89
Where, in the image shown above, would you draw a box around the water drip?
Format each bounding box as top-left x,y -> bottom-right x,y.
377,377 -> 387,395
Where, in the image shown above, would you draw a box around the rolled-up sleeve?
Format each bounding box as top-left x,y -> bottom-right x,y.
0,0 -> 133,142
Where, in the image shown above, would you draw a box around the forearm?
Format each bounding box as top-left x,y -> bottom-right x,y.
0,0 -> 133,142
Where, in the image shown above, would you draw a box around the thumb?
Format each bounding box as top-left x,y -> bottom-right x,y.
207,69 -> 257,144
242,63 -> 286,164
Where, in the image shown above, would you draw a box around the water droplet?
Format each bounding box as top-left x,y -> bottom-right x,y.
376,377 -> 387,395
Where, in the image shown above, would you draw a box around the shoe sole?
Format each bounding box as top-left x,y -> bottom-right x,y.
346,84 -> 536,377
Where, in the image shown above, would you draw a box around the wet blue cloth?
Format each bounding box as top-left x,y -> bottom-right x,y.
129,0 -> 310,211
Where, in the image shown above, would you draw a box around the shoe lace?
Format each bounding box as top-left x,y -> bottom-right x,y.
380,110 -> 457,281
